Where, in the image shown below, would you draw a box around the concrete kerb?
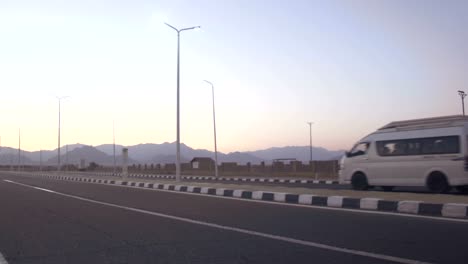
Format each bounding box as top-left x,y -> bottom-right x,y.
124,173 -> 340,186
16,172 -> 468,220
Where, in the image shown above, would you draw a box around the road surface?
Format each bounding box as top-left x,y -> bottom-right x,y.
0,173 -> 466,264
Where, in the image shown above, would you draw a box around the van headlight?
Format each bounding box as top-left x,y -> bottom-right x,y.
339,157 -> 345,171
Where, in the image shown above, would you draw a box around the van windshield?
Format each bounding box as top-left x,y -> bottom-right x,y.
348,142 -> 370,157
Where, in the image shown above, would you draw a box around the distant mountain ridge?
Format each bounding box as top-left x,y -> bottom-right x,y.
247,146 -> 344,163
0,142 -> 344,165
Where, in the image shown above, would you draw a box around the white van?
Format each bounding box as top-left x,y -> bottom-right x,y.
339,115 -> 468,193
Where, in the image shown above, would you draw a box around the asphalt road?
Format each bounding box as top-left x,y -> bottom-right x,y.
0,173 -> 467,264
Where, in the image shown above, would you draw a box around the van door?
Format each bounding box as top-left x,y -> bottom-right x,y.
373,140 -> 412,186
346,142 -> 371,180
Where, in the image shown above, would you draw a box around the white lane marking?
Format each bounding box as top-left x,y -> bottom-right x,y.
5,176 -> 468,223
0,252 -> 8,264
33,187 -> 55,193
3,179 -> 432,264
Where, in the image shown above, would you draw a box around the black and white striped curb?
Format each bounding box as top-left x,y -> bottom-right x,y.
28,173 -> 468,219
183,175 -> 339,185
62,172 -> 339,185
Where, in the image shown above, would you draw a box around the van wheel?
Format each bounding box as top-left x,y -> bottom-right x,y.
351,172 -> 369,190
426,172 -> 450,193
456,185 -> 468,194
381,186 -> 394,192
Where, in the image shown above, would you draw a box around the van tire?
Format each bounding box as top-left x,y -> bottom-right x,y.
426,172 -> 450,193
456,185 -> 468,194
351,172 -> 369,190
381,186 -> 394,192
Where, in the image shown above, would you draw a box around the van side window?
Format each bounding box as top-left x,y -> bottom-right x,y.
421,136 -> 459,154
376,136 -> 460,156
348,142 -> 370,157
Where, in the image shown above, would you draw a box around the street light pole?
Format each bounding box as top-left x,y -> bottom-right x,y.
165,22 -> 200,182
458,90 -> 466,116
307,122 -> 313,161
113,121 -> 116,175
65,144 -> 69,171
57,96 -> 69,172
204,80 -> 219,178
307,122 -> 316,179
18,128 -> 21,172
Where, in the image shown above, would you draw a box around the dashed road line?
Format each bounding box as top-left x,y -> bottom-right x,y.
0,252 -> 8,264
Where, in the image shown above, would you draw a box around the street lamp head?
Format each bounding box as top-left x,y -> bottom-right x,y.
57,96 -> 70,101
181,25 -> 201,32
165,23 -> 201,33
203,80 -> 213,86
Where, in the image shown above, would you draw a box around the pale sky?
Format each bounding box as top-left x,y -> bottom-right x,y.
0,0 -> 466,153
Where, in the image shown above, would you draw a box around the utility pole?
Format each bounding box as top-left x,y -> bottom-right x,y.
307,122 -> 317,180
57,96 -> 69,172
204,80 -> 219,178
9,148 -> 13,171
18,128 -> 21,172
458,90 -> 466,116
58,98 -> 61,171
113,121 -> 116,175
307,122 -> 313,162
65,144 -> 69,171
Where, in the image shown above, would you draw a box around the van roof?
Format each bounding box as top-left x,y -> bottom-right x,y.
378,115 -> 468,131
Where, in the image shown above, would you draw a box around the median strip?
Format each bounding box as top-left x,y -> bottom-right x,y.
59,171 -> 340,185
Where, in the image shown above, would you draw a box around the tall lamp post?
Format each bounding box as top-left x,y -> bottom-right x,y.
204,80 -> 219,178
18,128 -> 21,172
113,121 -> 116,175
57,96 -> 69,172
165,22 -> 200,182
307,122 -> 316,179
65,144 -> 69,171
458,90 -> 466,116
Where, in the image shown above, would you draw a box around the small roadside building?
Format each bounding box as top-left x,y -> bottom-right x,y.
191,157 -> 215,171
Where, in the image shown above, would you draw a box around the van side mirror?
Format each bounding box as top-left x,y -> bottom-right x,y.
345,151 -> 350,158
